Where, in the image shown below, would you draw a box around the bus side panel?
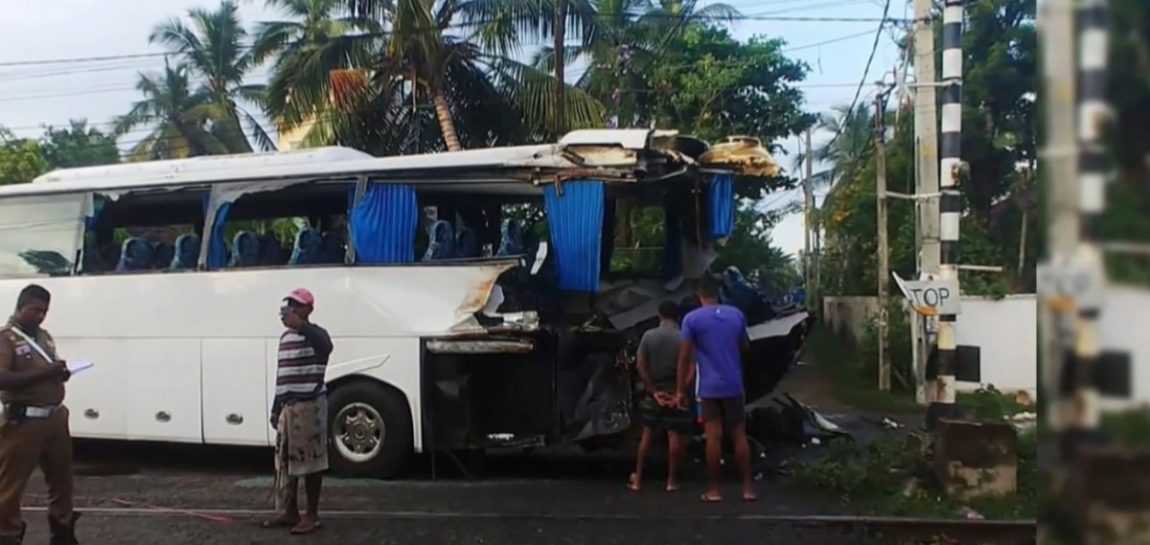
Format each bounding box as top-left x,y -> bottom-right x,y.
66,338 -> 202,443
266,337 -> 424,452
204,339 -> 269,446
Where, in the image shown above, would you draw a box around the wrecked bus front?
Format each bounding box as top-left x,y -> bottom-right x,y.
420,130 -> 813,460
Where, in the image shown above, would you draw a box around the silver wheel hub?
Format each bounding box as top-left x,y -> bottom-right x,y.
333,402 -> 385,463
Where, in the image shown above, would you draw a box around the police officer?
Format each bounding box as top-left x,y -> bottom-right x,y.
0,285 -> 78,545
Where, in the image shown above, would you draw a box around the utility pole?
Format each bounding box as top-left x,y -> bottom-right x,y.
875,90 -> 891,392
912,0 -> 940,405
928,0 -> 966,427
1038,0 -> 1078,435
554,0 -> 567,137
803,130 -> 814,295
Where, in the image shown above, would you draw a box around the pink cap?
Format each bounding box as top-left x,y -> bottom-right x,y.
285,288 -> 315,307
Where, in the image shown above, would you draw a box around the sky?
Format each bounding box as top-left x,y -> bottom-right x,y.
0,0 -> 904,257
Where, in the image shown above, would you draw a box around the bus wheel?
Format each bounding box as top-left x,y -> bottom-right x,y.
328,381 -> 413,478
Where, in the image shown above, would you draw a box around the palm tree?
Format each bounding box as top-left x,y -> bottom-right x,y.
262,0 -> 603,151
251,0 -> 380,131
812,105 -> 874,184
531,0 -> 739,128
114,62 -> 230,160
151,1 -> 275,152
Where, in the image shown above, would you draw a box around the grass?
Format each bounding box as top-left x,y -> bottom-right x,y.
791,429 -> 1038,520
795,324 -> 1037,520
802,325 -> 921,414
956,388 -> 1031,421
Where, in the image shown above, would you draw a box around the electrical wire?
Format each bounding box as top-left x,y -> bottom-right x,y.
815,0 -> 891,158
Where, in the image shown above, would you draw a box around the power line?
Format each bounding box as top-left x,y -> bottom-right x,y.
0,11 -> 919,69
0,52 -> 172,68
816,0 -> 891,158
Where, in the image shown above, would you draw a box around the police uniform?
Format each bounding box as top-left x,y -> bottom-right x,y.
0,321 -> 76,545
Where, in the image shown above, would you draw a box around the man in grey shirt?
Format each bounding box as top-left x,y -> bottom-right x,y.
628,301 -> 692,493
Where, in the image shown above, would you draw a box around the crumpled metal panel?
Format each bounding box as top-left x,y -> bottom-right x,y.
699,136 -> 781,177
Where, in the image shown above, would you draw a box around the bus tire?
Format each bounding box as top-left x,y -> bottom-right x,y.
328,381 -> 413,478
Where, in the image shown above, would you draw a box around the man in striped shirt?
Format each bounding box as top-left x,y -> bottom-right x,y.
263,288 -> 332,535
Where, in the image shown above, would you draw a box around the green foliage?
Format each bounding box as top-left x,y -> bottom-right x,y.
643,26 -> 816,198
957,387 -> 1029,421
858,300 -> 914,393
41,120 -> 120,169
114,62 -> 232,160
712,202 -> 801,296
0,131 -> 49,185
818,0 -> 1036,297
1101,409 -> 1150,449
151,0 -> 271,152
792,429 -> 1038,520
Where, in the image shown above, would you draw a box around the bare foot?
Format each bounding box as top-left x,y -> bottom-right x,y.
665,481 -> 680,492
699,491 -> 723,503
742,488 -> 759,502
627,472 -> 641,492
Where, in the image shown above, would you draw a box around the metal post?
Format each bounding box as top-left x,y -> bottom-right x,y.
875,91 -> 891,392
913,0 -> 940,406
928,0 -> 964,427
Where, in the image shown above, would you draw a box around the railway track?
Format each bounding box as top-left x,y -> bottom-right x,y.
24,506 -> 1036,544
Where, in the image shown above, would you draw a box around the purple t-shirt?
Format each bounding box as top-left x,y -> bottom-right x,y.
682,304 -> 747,399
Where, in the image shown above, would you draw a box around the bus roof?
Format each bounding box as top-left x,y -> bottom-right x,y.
0,129 -> 708,199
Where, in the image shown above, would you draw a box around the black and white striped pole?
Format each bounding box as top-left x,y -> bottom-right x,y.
1063,0 -> 1111,444
928,0 -> 964,426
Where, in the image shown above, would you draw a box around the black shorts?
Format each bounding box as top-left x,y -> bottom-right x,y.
701,396 -> 746,428
639,395 -> 694,433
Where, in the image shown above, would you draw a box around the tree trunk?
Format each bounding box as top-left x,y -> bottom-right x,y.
432,91 -> 462,152
553,0 -> 567,137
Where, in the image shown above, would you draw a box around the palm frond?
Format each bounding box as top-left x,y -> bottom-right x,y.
240,108 -> 278,152
487,55 -> 606,135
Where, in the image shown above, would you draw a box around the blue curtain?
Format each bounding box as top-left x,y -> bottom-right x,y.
350,183 -> 418,264
544,180 -> 604,292
708,173 -> 735,239
207,201 -> 232,269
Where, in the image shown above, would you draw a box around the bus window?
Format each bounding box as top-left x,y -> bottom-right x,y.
608,200 -> 665,278
84,190 -> 206,274
0,194 -> 85,278
216,182 -> 351,268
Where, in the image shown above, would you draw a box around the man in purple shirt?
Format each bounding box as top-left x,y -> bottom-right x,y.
675,278 -> 756,502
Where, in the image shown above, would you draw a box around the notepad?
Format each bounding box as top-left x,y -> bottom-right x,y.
67,361 -> 94,375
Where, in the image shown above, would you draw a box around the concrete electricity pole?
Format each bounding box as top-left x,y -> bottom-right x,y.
875,90 -> 891,392
804,129 -> 814,295
928,0 -> 966,427
912,0 -> 940,405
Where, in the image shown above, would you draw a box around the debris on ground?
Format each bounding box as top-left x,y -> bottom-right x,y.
957,506 -> 986,520
880,417 -> 903,430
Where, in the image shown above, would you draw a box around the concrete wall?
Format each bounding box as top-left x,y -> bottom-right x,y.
822,296 -> 881,344
954,295 -> 1037,398
823,294 -> 1038,397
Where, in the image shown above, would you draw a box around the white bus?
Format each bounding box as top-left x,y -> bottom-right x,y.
0,129 -> 810,477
